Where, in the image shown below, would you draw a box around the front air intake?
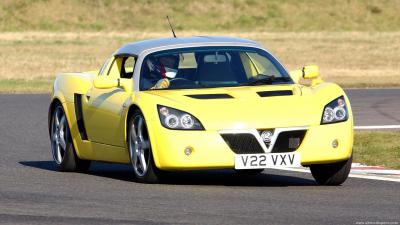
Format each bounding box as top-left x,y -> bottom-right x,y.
271,130 -> 307,153
257,90 -> 293,97
185,94 -> 233,99
221,133 -> 264,154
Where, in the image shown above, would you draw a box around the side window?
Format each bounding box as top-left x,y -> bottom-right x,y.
239,52 -> 258,78
106,56 -> 136,79
246,52 -> 281,77
121,56 -> 136,79
107,58 -> 120,78
99,57 -> 112,76
178,53 -> 197,69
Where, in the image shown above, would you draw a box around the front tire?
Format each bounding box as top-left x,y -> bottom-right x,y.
128,110 -> 160,183
50,103 -> 91,172
310,155 -> 352,186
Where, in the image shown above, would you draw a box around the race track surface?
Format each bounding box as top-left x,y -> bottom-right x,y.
0,90 -> 399,225
346,88 -> 400,126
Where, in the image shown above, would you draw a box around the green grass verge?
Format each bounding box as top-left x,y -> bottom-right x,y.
353,131 -> 400,170
0,78 -> 52,93
1,0 -> 400,32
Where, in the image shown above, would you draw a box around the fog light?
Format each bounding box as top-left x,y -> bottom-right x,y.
332,139 -> 339,148
184,147 -> 193,156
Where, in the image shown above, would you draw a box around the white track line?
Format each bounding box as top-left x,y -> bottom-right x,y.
274,124 -> 400,180
354,125 -> 400,130
273,168 -> 400,183
351,169 -> 400,175
347,173 -> 400,182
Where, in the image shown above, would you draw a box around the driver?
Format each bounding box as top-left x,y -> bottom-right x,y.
148,54 -> 179,89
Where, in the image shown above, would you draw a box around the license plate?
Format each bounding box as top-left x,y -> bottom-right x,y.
235,153 -> 301,169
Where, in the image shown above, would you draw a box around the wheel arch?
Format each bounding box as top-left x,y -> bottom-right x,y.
125,103 -> 161,169
125,104 -> 142,142
310,82 -> 354,125
48,97 -> 64,137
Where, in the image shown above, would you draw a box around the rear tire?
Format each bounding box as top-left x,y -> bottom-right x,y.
310,155 -> 352,186
50,102 -> 91,172
128,110 -> 161,183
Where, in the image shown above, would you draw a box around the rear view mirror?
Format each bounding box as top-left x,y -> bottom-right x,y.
204,54 -> 227,63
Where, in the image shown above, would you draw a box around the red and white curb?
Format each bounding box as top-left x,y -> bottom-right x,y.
275,124 -> 400,182
351,163 -> 400,176
275,163 -> 400,183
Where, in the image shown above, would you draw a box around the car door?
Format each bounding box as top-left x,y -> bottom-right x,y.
82,56 -> 136,147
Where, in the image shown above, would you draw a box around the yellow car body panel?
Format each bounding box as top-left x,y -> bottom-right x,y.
51,72 -> 131,164
49,37 -> 353,172
51,74 -> 353,170
135,84 -> 353,170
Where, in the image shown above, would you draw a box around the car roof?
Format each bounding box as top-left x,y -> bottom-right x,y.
114,36 -> 261,56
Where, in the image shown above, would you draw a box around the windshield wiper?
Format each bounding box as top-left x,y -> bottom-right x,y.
243,74 -> 275,86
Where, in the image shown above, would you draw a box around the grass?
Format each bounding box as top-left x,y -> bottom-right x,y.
0,31 -> 399,93
353,131 -> 400,169
1,0 -> 400,32
0,78 -> 52,93
1,1 -> 399,91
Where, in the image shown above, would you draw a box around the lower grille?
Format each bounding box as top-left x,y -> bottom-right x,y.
221,133 -> 264,154
271,130 -> 306,153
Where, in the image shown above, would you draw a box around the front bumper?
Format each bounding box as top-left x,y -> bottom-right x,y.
148,120 -> 353,170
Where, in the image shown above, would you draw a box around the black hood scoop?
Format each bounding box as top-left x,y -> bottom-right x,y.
185,94 -> 233,99
257,90 -> 293,97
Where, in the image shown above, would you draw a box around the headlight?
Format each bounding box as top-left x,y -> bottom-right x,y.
157,105 -> 204,130
321,96 -> 349,124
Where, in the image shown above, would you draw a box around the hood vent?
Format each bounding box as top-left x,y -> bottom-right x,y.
257,90 -> 293,97
185,94 -> 233,99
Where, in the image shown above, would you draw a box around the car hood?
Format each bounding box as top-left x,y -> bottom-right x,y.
145,84 -> 325,130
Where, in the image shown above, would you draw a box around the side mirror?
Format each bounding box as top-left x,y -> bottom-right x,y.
93,77 -> 132,93
290,65 -> 322,86
302,65 -> 320,79
93,77 -> 119,89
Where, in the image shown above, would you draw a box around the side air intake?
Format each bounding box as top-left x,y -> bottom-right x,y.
74,94 -> 88,140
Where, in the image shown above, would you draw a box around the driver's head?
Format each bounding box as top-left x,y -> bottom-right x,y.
159,54 -> 179,78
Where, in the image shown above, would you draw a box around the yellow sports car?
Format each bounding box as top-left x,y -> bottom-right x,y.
49,36 -> 353,185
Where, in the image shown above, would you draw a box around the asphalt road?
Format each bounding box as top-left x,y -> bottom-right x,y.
0,89 -> 399,225
345,88 -> 400,126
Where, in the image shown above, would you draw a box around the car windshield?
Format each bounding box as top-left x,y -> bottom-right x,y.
140,46 -> 292,91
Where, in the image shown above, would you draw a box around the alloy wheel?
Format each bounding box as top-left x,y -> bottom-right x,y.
129,115 -> 151,177
51,106 -> 68,164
